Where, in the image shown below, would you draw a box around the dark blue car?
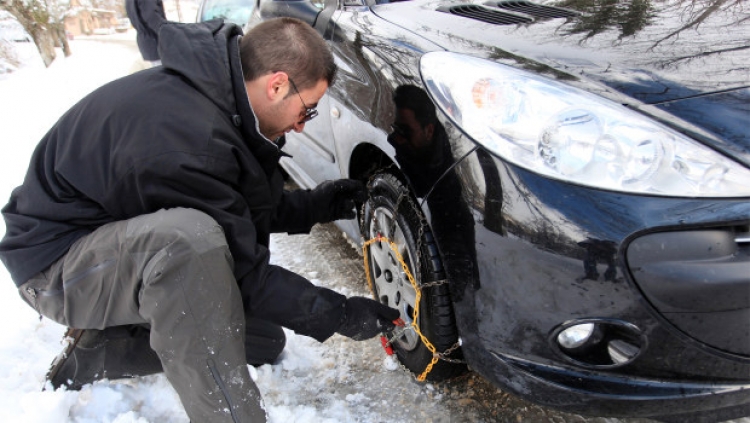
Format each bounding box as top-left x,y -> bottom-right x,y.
242,1 -> 750,421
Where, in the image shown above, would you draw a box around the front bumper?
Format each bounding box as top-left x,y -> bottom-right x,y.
436,143 -> 750,420
491,350 -> 750,421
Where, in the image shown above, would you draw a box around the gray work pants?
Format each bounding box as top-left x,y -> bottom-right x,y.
18,208 -> 267,422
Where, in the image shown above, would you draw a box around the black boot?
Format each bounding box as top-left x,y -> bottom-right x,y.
45,325 -> 163,391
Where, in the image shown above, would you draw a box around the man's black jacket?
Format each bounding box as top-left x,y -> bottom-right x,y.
0,21 -> 346,341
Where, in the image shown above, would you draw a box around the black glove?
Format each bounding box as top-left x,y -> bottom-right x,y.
311,179 -> 367,223
337,297 -> 401,341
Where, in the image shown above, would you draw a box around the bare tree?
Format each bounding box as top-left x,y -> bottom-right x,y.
652,0 -> 747,48
0,0 -> 71,67
173,0 -> 182,22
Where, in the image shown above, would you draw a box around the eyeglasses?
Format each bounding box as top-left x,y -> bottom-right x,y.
288,77 -> 319,123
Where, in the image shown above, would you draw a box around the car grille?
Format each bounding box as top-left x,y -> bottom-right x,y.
487,1 -> 580,19
438,5 -> 533,25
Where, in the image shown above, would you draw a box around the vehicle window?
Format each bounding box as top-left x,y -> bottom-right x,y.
310,0 -> 325,9
199,0 -> 255,26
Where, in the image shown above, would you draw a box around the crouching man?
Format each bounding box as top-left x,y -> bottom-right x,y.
0,17 -> 398,422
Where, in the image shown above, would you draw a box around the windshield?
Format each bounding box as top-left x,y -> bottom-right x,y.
199,0 -> 255,26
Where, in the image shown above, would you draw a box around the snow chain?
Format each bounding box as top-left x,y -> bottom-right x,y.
361,173 -> 462,382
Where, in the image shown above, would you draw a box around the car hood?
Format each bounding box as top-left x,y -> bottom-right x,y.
372,0 -> 750,166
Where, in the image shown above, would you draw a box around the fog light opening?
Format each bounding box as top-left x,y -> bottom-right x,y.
552,319 -> 644,368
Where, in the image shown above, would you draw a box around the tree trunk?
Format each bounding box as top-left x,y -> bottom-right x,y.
56,26 -> 72,57
175,0 -> 183,22
29,27 -> 57,67
61,35 -> 71,58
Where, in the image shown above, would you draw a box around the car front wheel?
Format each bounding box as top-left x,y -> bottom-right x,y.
362,171 -> 466,381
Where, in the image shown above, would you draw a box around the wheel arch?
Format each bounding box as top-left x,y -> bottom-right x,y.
347,142 -> 394,182
348,143 -> 447,277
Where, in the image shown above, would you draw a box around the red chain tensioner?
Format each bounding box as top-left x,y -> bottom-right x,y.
380,318 -> 405,355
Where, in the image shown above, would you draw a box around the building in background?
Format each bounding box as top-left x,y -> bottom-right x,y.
63,0 -> 119,37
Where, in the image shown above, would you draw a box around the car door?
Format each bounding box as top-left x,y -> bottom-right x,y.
324,0 -> 396,179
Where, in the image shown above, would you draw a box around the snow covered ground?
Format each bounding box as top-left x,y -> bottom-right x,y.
0,32 -> 746,423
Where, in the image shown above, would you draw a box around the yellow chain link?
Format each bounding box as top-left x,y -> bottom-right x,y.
363,235 -> 439,382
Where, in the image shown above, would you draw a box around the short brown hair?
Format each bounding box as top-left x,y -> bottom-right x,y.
240,17 -> 337,90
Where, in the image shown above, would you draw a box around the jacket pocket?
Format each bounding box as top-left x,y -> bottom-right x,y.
63,258 -> 116,290
61,258 -> 117,328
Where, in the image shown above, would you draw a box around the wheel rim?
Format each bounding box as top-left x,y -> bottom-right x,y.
368,206 -> 420,351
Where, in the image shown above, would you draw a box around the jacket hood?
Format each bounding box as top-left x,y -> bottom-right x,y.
159,20 -> 281,159
160,20 -> 241,116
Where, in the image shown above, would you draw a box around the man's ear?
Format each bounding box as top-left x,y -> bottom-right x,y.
266,71 -> 289,101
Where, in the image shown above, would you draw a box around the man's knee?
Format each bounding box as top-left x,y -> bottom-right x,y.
128,208 -> 230,257
125,208 -> 235,291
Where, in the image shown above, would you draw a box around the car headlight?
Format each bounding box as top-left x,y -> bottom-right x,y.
420,52 -> 750,197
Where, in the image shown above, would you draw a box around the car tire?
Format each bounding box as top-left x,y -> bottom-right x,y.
362,171 -> 466,381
